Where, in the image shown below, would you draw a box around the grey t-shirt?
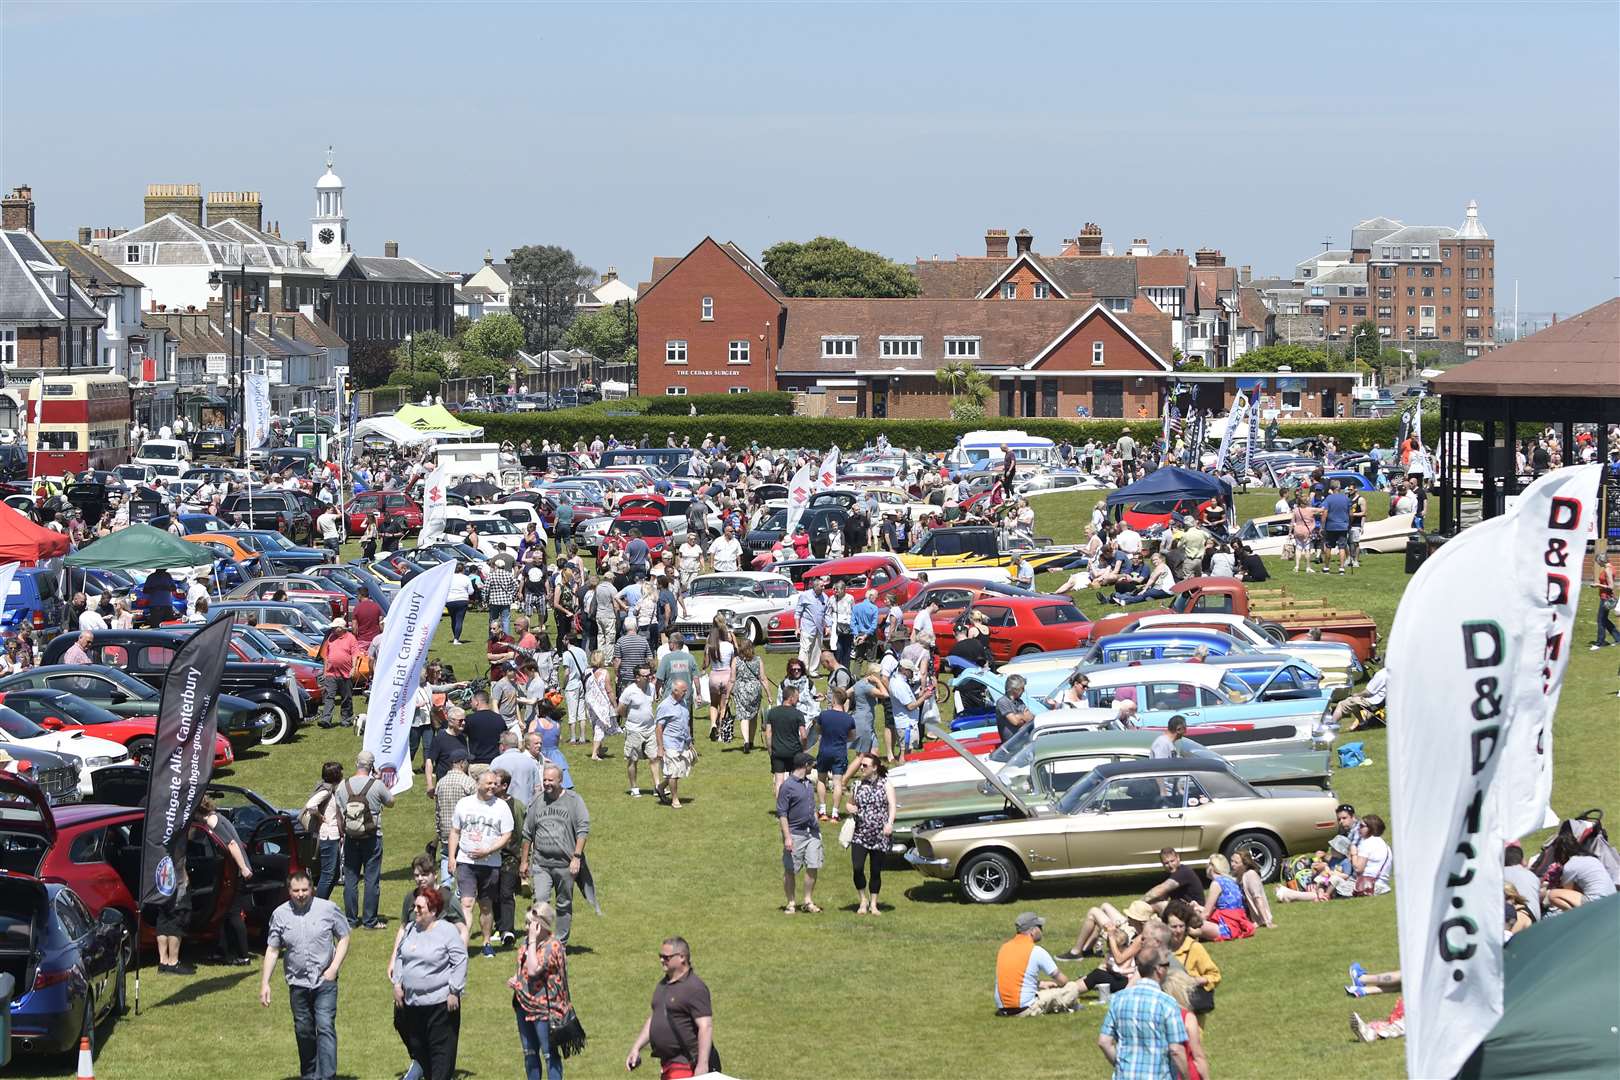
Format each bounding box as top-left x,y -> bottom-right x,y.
342,774 -> 394,834
1503,864 -> 1542,919
1560,855 -> 1617,900
267,897 -> 350,989
850,679 -> 879,729
619,683 -> 657,731
1150,734 -> 1184,759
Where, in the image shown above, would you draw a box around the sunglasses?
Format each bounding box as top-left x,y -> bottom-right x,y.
657,952 -> 677,962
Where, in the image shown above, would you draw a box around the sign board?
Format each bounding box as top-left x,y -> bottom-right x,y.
267,360 -> 284,382
298,433 -> 320,452
205,353 -> 229,374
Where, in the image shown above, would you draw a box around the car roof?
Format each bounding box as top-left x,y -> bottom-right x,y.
1078,661 -> 1229,687
1031,729 -> 1160,756
50,803 -> 141,828
1097,629 -> 1232,647
696,571 -> 782,582
1093,757 -> 1231,777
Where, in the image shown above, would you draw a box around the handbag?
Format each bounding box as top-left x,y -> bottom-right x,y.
548,952 -> 588,1059
838,816 -> 856,849
1281,540 -> 1296,560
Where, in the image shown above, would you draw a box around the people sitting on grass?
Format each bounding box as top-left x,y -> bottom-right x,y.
1277,813 -> 1392,902
1164,900 -> 1221,1017
994,912 -> 1081,1016
1541,832 -> 1619,910
1330,662 -> 1389,729
1144,847 -> 1209,916
1184,854 -> 1256,942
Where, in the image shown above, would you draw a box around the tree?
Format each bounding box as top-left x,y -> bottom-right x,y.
1230,343 -> 1341,372
455,353 -> 509,381
935,359 -> 991,419
1349,319 -> 1381,365
563,301 -> 636,363
389,330 -> 451,379
348,340 -> 397,388
762,237 -> 920,298
507,245 -> 594,352
462,312 -> 525,361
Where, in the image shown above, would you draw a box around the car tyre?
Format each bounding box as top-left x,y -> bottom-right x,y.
744,619 -> 765,646
125,736 -> 156,768
959,850 -> 1021,904
258,705 -> 293,746
1017,645 -> 1041,657
1258,622 -> 1289,645
1222,831 -> 1284,882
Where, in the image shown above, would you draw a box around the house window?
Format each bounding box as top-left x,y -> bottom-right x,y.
1033,283 -> 1050,299
1465,287 -> 1481,299
1002,282 -> 1017,299
728,387 -> 750,394
1465,247 -> 1481,259
1407,287 -> 1416,297
1442,247 -> 1452,258
1309,286 -> 1324,297
1353,306 -> 1367,316
1420,247 -> 1431,258
880,336 -> 921,359
1441,267 -> 1452,277
1442,287 -> 1452,297
728,340 -> 750,364
1421,267 -> 1434,278
1337,287 -> 1348,297
943,336 -> 980,359
1465,346 -> 1480,357
1465,307 -> 1481,318
1406,306 -> 1416,316
1421,287 -> 1434,297
1339,306 -> 1348,316
1353,286 -> 1367,297
1281,390 -> 1302,409
1091,341 -> 1104,366
1466,327 -> 1481,339
0,327 -> 14,364
664,386 -> 687,396
124,245 -> 140,264
821,336 -> 858,359
1421,306 -> 1436,318
665,340 -> 688,364
1444,306 -> 1452,315
1378,288 -> 1393,299
1377,266 -> 1392,279
1465,268 -> 1481,280
700,296 -> 714,320
1407,267 -> 1415,277
1105,297 -> 1130,312
1377,306 -> 1393,318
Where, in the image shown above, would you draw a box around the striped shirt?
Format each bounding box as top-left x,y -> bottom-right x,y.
1098,981 -> 1187,1080
613,633 -> 652,692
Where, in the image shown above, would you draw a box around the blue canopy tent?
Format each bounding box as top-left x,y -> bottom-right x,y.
1104,467 -> 1234,523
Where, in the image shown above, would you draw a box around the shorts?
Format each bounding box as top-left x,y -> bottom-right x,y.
662,746 -> 695,779
623,727 -> 658,762
782,832 -> 824,874
1324,530 -> 1348,548
455,863 -> 500,904
815,751 -> 847,777
148,895 -> 191,937
708,671 -> 731,692
770,754 -> 796,775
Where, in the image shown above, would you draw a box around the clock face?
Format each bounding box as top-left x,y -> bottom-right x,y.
318,228 -> 335,245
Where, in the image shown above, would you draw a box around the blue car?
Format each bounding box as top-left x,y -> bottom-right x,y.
1322,470 -> 1376,491
1,568 -> 64,633
148,511 -> 231,534
1077,629 -> 1256,667
219,530 -> 330,572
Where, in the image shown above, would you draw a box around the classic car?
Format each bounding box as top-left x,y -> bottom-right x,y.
0,688 -> 234,771
216,529 -> 331,572
670,572 -> 798,647
39,631 -> 308,746
905,745 -> 1341,903
966,594 -> 1094,662
892,724 -> 1334,844
898,525 -> 1082,576
0,666 -> 269,748
900,580 -> 1052,653
225,575 -> 351,618
0,842 -> 127,1057
0,704 -> 129,795
796,554 -> 921,606
1076,626 -> 1362,694
307,563 -> 396,609
1236,511 -> 1417,557
210,600 -> 335,641
743,506 -> 851,563
812,486 -> 935,525
0,745 -> 86,807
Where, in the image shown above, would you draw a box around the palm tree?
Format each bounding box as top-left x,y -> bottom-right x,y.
935,360 -> 990,405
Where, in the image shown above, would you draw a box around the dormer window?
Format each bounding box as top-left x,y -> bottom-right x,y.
700,296 -> 714,321
1002,282 -> 1017,299
1033,283 -> 1050,299
822,336 -> 858,359
125,245 -> 140,264
943,336 -> 980,359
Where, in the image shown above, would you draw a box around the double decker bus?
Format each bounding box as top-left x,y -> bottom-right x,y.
23,373 -> 132,477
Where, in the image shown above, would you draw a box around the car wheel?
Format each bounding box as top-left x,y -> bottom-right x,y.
959,850 -> 1021,904
1017,644 -> 1041,656
1259,622 -> 1289,645
258,705 -> 293,746
1222,831 -> 1284,882
113,946 -> 128,1016
744,619 -> 765,646
125,736 -> 156,768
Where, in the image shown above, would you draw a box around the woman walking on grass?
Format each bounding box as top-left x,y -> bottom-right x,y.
705,616 -> 736,742
509,902 -> 579,1080
729,638 -> 765,752
391,885 -> 467,1080
841,753 -> 895,916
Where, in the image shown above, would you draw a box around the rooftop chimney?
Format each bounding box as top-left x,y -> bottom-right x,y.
1014,228 -> 1034,255
145,183 -> 203,226
603,266 -> 618,282
206,190 -> 263,230
384,241 -> 399,258
1194,248 -> 1225,267
484,249 -> 494,266
78,226 -> 92,245
1129,237 -> 1152,257
1239,265 -> 1252,285
296,239 -> 308,253
2,185 -> 35,231
1074,222 -> 1104,257
984,229 -> 1009,258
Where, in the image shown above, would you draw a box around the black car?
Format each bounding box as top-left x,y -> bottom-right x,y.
743,506 -> 851,562
39,632 -> 306,745
189,429 -> 234,461
218,492 -> 316,545
0,665 -> 269,746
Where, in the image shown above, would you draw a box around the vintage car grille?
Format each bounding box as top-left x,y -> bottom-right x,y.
35,766 -> 82,805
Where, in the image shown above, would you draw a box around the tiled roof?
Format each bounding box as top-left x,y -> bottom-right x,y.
1046,257 -> 1138,299
1350,217 -> 1404,250
1430,298 -> 1620,398
0,230 -> 105,324
353,256 -> 452,283
42,240 -> 143,289
1365,225 -> 1459,250
1237,288 -> 1270,330
914,257 -> 1008,298
1134,254 -> 1190,288
718,242 -> 787,301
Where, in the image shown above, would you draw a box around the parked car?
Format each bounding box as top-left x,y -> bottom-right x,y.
743,506 -> 852,564
900,580 -> 1051,654
0,666 -> 269,748
307,563 -> 395,609
1236,511 -> 1417,557
797,554 -> 921,606
966,594 -> 1093,662
670,572 -> 799,647
0,703 -> 129,795
39,631 -> 307,746
905,751 -> 1341,903
0,566 -> 66,633
438,512 -> 525,558
208,601 -> 335,642
215,529 -> 331,572
187,429 -> 234,461
344,490 -> 423,535
0,689 -> 234,771
225,576 -> 350,618
1112,614 -> 1364,686
1073,627 -> 1359,695
218,492 -> 315,545
0,745 -> 86,808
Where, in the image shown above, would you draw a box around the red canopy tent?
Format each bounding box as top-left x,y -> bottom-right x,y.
0,503 -> 72,565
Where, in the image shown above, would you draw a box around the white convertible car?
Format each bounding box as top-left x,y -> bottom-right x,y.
1236,511 -> 1416,557
670,571 -> 799,647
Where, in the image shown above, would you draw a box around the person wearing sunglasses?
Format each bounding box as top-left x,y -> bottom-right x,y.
627,936 -> 717,1079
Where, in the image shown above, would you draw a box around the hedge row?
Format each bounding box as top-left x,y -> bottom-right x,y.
463,410 -> 1421,453
641,392 -> 795,417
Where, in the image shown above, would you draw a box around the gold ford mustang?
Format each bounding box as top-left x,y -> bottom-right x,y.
905,728 -> 1340,904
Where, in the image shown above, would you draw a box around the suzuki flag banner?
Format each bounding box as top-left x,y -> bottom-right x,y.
243,372 -> 272,453
418,465 -> 450,544
784,461 -> 814,537
1385,463 -> 1600,1080
138,616 -> 233,907
363,559 -> 456,795
817,447 -> 840,491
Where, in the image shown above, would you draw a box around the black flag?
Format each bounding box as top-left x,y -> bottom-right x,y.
138,617 -> 232,907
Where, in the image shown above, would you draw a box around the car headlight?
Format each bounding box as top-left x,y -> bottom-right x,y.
768,617 -> 780,630
86,754 -> 122,769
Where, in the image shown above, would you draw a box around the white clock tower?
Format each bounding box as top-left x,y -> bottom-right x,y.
310,146 -> 348,263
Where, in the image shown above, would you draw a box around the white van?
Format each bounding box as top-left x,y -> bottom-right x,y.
134,438 -> 192,468
946,430 -> 1059,473
432,442 -> 504,482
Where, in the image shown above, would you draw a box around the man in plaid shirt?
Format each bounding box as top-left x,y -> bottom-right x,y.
431,745 -> 476,897
485,555 -> 521,637
1097,946 -> 1189,1080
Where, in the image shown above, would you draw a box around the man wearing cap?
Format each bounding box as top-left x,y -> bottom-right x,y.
317,617 -> 360,729
793,578 -> 830,671
485,553 -> 521,638
995,912 -> 1080,1016
776,753 -> 822,913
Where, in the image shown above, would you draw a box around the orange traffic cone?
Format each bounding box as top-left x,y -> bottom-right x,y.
76,1035 -> 94,1079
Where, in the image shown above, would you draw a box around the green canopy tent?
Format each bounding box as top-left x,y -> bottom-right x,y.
62,524 -> 214,570
1457,893 -> 1619,1079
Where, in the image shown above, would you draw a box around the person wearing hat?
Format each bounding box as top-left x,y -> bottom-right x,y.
994,912 -> 1080,1016
775,752 -> 822,914
317,617 -> 360,729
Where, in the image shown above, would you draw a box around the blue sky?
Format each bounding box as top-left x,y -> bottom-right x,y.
5,2 -> 1616,316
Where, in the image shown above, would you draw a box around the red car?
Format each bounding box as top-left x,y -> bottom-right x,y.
966,595 -> 1093,662
1118,498 -> 1216,533
345,490 -> 423,534
902,580 -> 1044,653
796,554 -> 921,606
0,689 -> 234,770
0,771 -> 302,948
600,498 -> 674,559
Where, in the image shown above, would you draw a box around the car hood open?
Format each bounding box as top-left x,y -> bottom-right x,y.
923,722 -> 1034,818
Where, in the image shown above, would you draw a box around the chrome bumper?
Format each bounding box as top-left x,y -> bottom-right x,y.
904,848 -> 950,869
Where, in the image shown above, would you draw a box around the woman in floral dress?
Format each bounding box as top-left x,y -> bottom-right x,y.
842,752 -> 896,916
728,638 -> 765,752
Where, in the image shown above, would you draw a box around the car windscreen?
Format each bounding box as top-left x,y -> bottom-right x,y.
988,722 -> 1036,764
760,510 -> 788,532
0,705 -> 47,738
1217,672 -> 1256,703
1056,769 -> 1109,814
468,517 -> 521,535
688,577 -> 754,598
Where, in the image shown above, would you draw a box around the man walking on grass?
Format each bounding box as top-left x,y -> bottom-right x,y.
448,767 -> 514,957
776,753 -> 822,914
261,869 -> 350,1080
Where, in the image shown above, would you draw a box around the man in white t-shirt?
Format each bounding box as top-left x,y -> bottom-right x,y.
185,574 -> 211,619
1114,526 -> 1143,556
707,525 -> 743,574
448,770 -> 514,953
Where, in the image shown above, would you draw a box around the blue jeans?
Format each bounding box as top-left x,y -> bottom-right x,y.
410,724 -> 434,767
315,838 -> 341,900
490,604 -> 512,637
342,833 -> 382,926
447,601 -> 469,641
288,980 -> 339,1080
515,1006 -> 564,1080
1598,597 -> 1619,646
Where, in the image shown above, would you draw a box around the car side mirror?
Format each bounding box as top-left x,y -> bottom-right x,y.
41,716 -> 63,729
99,909 -> 126,933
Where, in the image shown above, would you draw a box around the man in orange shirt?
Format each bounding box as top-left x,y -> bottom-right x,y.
995,912 -> 1080,1016
317,617 -> 359,729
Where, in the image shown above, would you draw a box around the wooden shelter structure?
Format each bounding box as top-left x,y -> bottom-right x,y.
1429,298 -> 1620,533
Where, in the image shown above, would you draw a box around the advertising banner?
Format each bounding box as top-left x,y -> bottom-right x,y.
362,560 -> 456,794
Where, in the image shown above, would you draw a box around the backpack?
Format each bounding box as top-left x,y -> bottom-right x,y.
299,784 -> 335,833
341,778 -> 378,839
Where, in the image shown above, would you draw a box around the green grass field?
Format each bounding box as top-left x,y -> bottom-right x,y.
21,489 -> 1617,1080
